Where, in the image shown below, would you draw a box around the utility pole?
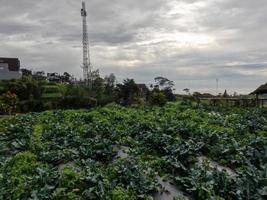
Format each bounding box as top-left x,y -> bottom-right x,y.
81,1 -> 91,80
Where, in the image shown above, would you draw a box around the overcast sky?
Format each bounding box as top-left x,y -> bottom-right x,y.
0,0 -> 267,94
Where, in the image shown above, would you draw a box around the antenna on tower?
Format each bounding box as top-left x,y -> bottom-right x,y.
81,1 -> 91,80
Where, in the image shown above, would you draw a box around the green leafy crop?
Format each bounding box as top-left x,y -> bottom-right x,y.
0,103 -> 266,199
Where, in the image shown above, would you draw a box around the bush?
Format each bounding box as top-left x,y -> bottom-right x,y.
111,187 -> 137,200
181,95 -> 196,106
43,101 -> 54,110
41,85 -> 62,101
59,96 -> 97,109
52,166 -> 83,200
97,94 -> 114,106
2,152 -> 39,199
149,91 -> 167,106
0,91 -> 18,115
163,88 -> 176,101
19,99 -> 44,112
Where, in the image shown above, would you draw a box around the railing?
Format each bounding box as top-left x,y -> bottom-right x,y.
198,97 -> 267,108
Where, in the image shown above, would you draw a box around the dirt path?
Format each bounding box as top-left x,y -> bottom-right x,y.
198,156 -> 237,177
114,146 -> 193,200
153,176 -> 192,200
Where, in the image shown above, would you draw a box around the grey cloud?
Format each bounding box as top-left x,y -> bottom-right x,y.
0,0 -> 266,94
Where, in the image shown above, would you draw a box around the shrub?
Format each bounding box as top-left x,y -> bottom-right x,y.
59,96 -> 97,109
52,166 -> 83,200
0,91 -> 18,115
111,187 -> 137,200
2,152 -> 39,199
149,91 -> 167,106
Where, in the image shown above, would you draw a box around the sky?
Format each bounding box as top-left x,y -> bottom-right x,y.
0,0 -> 267,94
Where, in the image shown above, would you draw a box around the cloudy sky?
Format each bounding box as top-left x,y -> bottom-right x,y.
0,0 -> 267,94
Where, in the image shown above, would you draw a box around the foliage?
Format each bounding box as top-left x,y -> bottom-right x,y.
1,151 -> 57,200
154,77 -> 174,90
163,87 -> 176,101
0,102 -> 266,200
152,76 -> 175,103
41,85 -> 62,100
0,91 -> 18,115
0,73 -> 180,112
111,187 -> 137,200
0,76 -> 42,100
52,166 -> 83,199
116,79 -> 141,105
149,89 -> 167,106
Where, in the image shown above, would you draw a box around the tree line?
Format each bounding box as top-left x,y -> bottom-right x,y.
0,70 -> 176,115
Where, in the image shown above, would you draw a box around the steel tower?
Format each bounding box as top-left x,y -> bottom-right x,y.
81,1 -> 91,80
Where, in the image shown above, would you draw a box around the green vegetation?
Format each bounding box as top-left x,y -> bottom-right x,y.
0,103 -> 266,199
41,85 -> 62,100
0,73 -> 176,114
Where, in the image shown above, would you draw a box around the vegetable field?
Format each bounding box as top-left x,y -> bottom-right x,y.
0,103 -> 266,200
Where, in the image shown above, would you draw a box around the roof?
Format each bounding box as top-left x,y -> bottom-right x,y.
251,83 -> 267,95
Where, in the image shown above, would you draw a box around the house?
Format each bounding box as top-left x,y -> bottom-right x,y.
47,73 -> 61,83
0,57 -> 21,80
251,83 -> 267,107
33,71 -> 46,80
251,83 -> 267,97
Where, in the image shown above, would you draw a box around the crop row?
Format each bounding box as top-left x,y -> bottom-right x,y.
0,103 -> 266,199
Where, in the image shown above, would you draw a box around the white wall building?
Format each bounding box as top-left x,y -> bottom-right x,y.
0,58 -> 21,80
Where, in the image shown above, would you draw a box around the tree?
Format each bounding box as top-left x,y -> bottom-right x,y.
149,87 -> 167,106
0,76 -> 41,101
104,73 -> 117,96
21,68 -> 32,76
105,73 -> 116,88
92,77 -> 105,99
61,72 -> 71,83
163,88 -> 176,101
154,77 -> 174,90
154,77 -> 175,101
90,69 -> 100,80
97,73 -> 117,105
183,88 -> 190,95
116,79 -> 140,105
193,92 -> 202,98
60,84 -> 97,109
223,89 -> 229,98
33,71 -> 46,80
0,91 -> 18,115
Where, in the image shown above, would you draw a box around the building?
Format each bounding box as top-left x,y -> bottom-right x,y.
0,57 -> 21,80
251,83 -> 267,107
251,83 -> 267,97
47,73 -> 61,83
